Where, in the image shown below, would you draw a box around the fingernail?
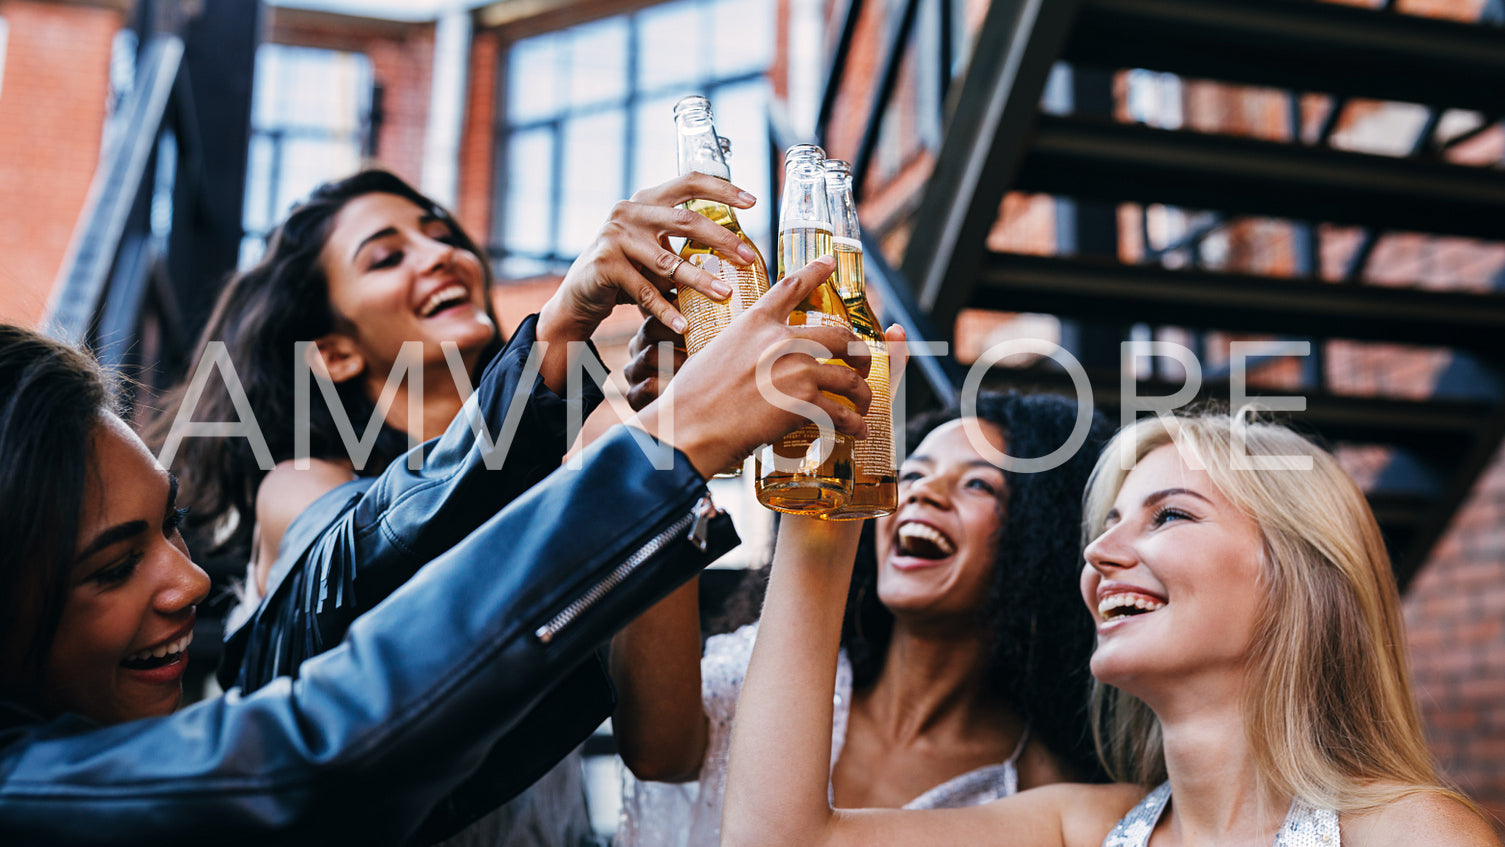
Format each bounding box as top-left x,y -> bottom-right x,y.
671,315 -> 688,333
713,280 -> 733,299
738,191 -> 757,206
737,244 -> 756,265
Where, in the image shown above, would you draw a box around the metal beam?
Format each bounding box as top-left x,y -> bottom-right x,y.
974,253 -> 1505,361
1016,116 -> 1505,241
978,363 -> 1492,452
1066,0 -> 1505,114
899,0 -> 1083,341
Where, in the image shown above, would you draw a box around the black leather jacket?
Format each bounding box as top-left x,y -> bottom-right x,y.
222,314 -> 608,693
0,333 -> 739,845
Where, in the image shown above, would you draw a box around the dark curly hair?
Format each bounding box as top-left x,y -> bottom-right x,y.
144,170 -> 503,558
841,391 -> 1114,780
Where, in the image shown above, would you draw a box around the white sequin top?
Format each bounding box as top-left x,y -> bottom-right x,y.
617,622 -> 1026,847
1103,782 -> 1341,847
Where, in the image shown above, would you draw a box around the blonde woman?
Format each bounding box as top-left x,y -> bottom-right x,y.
722,412 -> 1500,847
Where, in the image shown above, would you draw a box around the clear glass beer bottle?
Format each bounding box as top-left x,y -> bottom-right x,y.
754,144 -> 855,514
818,159 -> 896,519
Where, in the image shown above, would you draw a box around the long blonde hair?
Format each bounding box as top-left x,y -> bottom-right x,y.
1083,412 -> 1464,812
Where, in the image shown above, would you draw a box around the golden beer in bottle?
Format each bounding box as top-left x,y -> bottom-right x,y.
818,159 -> 896,519
673,96 -> 771,476
673,96 -> 770,357
755,144 -> 856,514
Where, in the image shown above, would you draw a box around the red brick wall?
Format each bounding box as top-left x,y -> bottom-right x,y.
456,27 -> 498,243
0,0 -> 122,326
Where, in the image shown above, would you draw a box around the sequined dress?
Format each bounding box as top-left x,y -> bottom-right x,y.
1103,782 -> 1341,847
617,622 -> 1026,847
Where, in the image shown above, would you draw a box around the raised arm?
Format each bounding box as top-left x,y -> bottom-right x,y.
720,326 -> 1112,847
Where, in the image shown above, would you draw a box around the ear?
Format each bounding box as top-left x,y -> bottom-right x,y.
305,334 -> 365,384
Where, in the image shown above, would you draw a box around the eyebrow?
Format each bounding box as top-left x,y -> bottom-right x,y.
351,227 -> 399,264
350,213 -> 447,264
74,475 -> 178,562
901,455 -> 1001,471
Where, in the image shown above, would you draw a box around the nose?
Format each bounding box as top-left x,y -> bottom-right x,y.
419,234 -> 457,274
1083,520 -> 1135,574
152,542 -> 211,616
904,469 -> 952,509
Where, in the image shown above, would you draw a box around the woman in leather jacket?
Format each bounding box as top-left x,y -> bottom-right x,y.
145,168 -> 775,842
0,256 -> 871,844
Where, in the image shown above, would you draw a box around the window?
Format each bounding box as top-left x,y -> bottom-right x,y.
493,0 -> 776,280
241,44 -> 374,265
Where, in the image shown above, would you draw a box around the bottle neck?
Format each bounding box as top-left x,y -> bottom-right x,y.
677,121 -> 731,181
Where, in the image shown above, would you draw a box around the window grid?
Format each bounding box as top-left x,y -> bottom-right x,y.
493,0 -> 774,281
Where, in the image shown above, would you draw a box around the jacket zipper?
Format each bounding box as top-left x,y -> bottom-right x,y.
534,494 -> 718,644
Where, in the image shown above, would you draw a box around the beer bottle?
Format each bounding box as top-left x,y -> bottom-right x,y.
672,95 -> 770,356
755,144 -> 855,514
819,159 -> 896,519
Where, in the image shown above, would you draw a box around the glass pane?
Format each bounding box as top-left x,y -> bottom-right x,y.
637,1 -> 703,93
504,127 -> 555,256
279,137 -> 361,212
242,133 -> 276,235
567,18 -> 628,109
560,109 -> 628,255
712,0 -> 772,78
632,93 -> 682,193
251,44 -> 281,127
508,33 -> 563,123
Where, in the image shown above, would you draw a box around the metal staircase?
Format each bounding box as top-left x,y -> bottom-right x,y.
821,0 -> 1505,589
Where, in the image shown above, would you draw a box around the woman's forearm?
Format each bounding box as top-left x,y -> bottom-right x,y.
610,577 -> 710,782
722,517 -> 861,847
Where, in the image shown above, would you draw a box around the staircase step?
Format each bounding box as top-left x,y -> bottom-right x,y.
1017,116 -> 1505,240
973,252 -> 1505,360
977,363 -> 1493,452
1065,0 -> 1505,114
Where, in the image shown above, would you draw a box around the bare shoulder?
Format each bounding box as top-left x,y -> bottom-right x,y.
1344,792 -> 1502,847
1013,782 -> 1149,847
256,459 -> 356,521
254,459 -> 356,565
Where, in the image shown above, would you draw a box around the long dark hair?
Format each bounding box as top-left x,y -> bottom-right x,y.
145,170 -> 503,556
0,325 -> 116,694
841,391 -> 1115,780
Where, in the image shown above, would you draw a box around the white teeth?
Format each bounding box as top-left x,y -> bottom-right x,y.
419,284 -> 469,317
896,522 -> 956,556
1098,593 -> 1165,618
125,632 -> 193,663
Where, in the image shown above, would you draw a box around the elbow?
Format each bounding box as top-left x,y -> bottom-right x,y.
618,738 -> 702,783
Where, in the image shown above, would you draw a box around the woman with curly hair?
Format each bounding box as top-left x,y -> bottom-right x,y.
614,389 -> 1114,847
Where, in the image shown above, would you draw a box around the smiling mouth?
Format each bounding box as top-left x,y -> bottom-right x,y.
896,522 -> 957,560
1098,594 -> 1165,621
121,632 -> 193,671
418,283 -> 471,317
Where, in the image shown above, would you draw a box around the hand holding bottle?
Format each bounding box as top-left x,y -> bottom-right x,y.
622,316 -> 686,412
539,172 -> 760,345
631,256 -> 872,480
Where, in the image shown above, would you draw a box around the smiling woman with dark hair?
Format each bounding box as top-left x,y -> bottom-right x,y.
0,253 -> 872,843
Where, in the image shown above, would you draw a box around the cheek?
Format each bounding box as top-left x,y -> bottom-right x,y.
1079,566 -> 1097,616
